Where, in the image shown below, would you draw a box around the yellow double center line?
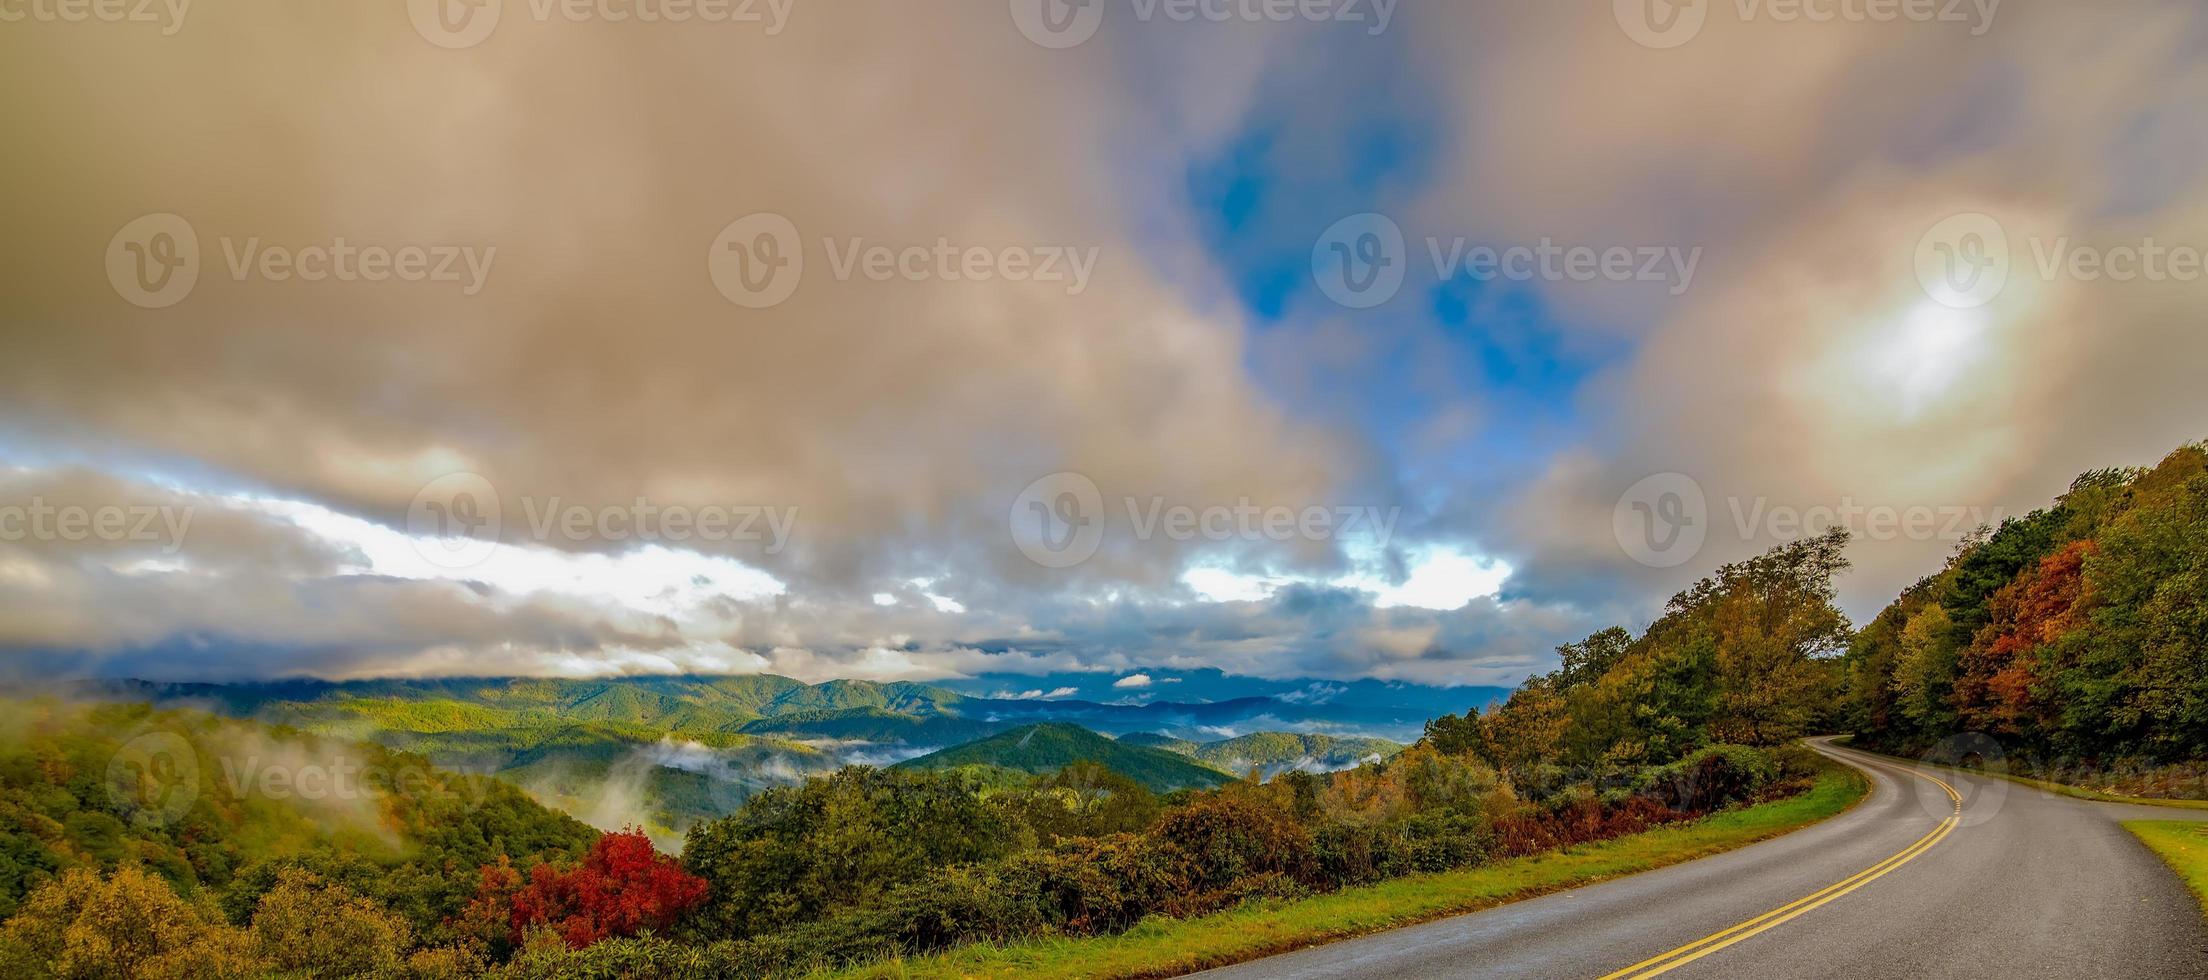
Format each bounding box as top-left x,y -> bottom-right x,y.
1596,753 -> 1963,980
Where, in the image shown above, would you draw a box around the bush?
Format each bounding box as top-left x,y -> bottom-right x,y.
1018,832 -> 1177,934
1150,795 -> 1315,906
1633,745 -> 1780,812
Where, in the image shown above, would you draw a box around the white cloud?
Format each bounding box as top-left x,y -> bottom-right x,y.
1113,673 -> 1153,689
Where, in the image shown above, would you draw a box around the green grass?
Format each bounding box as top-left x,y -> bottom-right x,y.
1985,772 -> 2208,810
2127,821 -> 2208,920
826,763 -> 1869,980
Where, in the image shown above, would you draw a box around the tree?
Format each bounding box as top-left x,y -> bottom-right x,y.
1644,528 -> 1851,745
1420,710 -> 1491,760
1840,443 -> 2208,764
0,866 -> 267,980
1553,627 -> 1634,691
1480,678 -> 1568,780
484,830 -> 708,950
1891,602 -> 1958,736
1953,541 -> 2091,740
250,868 -> 415,976
681,767 -> 1024,938
1003,762 -> 1161,842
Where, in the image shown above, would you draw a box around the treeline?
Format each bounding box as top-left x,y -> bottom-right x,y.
1840,443 -> 2208,766
1426,528 -> 1854,785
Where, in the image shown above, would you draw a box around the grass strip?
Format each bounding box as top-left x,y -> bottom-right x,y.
1988,773 -> 2208,810
1834,738 -> 2208,811
829,762 -> 1869,980
2126,821 -> 2208,920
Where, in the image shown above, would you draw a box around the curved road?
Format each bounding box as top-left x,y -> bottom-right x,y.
1190,738 -> 2208,979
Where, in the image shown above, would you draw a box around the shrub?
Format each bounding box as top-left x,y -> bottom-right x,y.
1019,832 -> 1177,934
1150,795 -> 1315,913
1633,745 -> 1780,812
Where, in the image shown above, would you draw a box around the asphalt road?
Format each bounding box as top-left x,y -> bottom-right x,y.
1188,738 -> 2208,979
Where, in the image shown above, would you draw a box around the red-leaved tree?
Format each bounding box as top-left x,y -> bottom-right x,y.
477,830 -> 709,949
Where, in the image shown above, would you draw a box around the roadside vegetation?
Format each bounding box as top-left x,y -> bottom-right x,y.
1837,444 -> 2208,800
830,762 -> 1866,980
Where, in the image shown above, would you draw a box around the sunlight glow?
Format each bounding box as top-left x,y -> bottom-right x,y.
1179,543 -> 1513,611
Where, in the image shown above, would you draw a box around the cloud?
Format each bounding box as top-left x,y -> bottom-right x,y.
1398,1 -> 2208,619
0,1 -> 1349,600
5,3 -> 2201,689
1112,673 -> 1153,689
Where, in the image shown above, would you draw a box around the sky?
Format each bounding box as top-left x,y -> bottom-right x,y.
3,1 -> 2206,691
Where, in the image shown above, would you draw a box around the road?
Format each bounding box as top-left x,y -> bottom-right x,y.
1189,738 -> 2208,979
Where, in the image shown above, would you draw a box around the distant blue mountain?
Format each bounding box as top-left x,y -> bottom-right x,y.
927,668 -> 1508,741
77,669 -> 1508,742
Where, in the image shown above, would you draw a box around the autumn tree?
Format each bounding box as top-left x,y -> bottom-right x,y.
483,830 -> 708,950
0,866 -> 266,980
249,868 -> 415,976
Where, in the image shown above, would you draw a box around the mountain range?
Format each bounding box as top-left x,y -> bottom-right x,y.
70,672 -> 1463,836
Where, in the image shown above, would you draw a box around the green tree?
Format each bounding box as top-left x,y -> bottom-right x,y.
681,767 -> 1027,938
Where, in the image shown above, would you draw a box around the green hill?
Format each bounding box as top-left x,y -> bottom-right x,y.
1116,731 -> 1198,753
1191,732 -> 1402,777
761,679 -> 969,716
895,723 -> 1235,792
737,706 -> 1001,744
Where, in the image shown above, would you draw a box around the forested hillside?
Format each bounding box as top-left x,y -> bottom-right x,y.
1422,527 -> 1853,787
893,723 -> 1235,792
1839,444 -> 2208,775
83,675 -> 1449,837
1133,731 -> 1406,778
0,699 -> 610,975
